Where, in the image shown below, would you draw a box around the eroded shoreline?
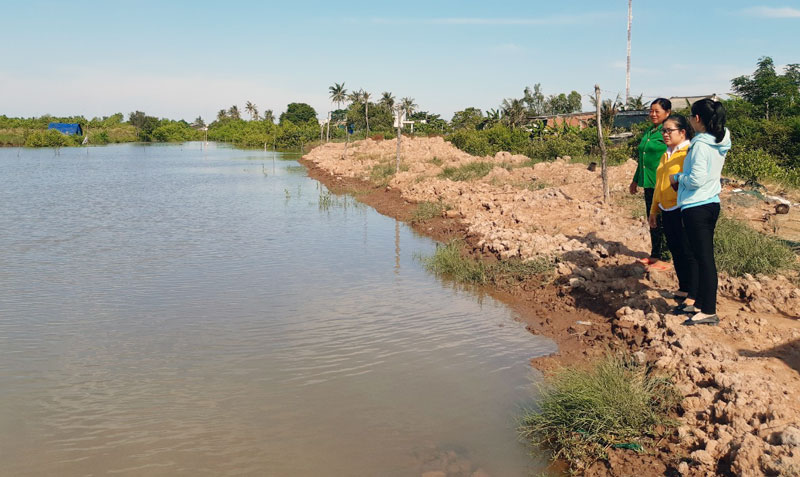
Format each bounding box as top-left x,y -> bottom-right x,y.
300,137 -> 800,476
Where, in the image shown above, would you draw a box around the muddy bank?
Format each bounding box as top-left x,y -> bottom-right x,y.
301,137 -> 800,476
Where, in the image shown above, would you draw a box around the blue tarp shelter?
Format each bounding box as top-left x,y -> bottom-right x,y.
48,123 -> 83,135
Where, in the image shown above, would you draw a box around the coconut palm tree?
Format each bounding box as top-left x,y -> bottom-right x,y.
400,97 -> 417,118
590,93 -> 623,129
228,105 -> 240,120
217,109 -> 227,121
481,108 -> 501,130
501,98 -> 527,130
329,82 -> 347,110
347,90 -> 362,105
245,101 -> 259,120
380,91 -> 395,108
624,94 -> 645,111
262,109 -> 275,124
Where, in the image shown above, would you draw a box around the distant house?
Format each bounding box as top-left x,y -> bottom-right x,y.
48,123 -> 83,135
668,94 -> 720,111
528,111 -> 596,129
614,110 -> 649,129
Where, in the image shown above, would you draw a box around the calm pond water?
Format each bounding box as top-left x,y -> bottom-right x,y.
0,142 -> 556,476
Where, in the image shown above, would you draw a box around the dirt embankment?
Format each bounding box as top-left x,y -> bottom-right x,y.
300,136 -> 800,477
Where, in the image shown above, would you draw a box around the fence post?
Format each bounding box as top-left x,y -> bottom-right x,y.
595,84 -> 610,203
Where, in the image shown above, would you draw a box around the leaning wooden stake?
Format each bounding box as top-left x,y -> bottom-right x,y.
395,107 -> 402,173
595,84 -> 610,203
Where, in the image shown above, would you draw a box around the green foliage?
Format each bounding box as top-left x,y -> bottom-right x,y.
370,162 -> 398,185
279,102 -> 317,125
420,240 -> 554,286
525,134 -> 588,161
714,215 -> 798,277
411,200 -> 449,223
451,107 -> 484,131
448,129 -> 492,156
439,162 -> 495,181
519,354 -> 679,472
151,122 -> 202,142
24,129 -> 78,147
731,57 -> 800,119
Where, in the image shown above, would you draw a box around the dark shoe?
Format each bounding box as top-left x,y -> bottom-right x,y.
672,304 -> 699,314
682,315 -> 719,326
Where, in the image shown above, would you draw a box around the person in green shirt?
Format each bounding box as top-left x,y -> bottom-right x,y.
630,98 -> 671,269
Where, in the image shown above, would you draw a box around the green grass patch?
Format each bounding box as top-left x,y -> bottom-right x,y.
430,156 -> 443,166
715,215 -> 799,277
370,162 -> 397,185
411,200 -> 450,223
519,354 -> 679,473
438,162 -> 495,181
420,240 -> 554,285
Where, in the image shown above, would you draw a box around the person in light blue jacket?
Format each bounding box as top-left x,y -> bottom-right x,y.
669,99 -> 730,326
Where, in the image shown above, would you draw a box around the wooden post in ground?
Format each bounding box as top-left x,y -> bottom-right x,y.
395,107 -> 402,173
595,84 -> 610,203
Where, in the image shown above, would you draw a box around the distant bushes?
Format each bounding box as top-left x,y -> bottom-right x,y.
24,130 -> 79,147
714,215 -> 798,277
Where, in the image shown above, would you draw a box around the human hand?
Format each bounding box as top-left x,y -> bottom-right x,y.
648,214 -> 657,229
629,182 -> 638,195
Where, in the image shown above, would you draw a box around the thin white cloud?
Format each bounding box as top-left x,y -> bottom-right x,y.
365,13 -> 612,26
486,43 -> 524,54
741,6 -> 800,18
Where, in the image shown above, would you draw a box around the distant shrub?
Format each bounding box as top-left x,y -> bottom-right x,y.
448,129 -> 491,156
714,215 -> 798,277
24,130 -> 76,147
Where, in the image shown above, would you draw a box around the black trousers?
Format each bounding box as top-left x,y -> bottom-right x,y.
681,203 -> 720,314
662,208 -> 698,299
644,188 -> 669,260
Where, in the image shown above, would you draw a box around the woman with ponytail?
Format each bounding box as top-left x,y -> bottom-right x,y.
669,99 -> 731,326
649,114 -> 697,313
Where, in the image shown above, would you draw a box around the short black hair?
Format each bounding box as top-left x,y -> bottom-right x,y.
651,98 -> 672,111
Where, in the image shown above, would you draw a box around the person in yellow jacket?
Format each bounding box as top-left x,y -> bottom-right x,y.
648,114 -> 698,312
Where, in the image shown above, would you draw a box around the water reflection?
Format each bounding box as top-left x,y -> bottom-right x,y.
0,142 -> 554,476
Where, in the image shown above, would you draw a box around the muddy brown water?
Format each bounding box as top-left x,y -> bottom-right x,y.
0,143 -> 555,476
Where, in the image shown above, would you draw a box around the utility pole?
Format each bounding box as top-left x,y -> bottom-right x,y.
626,0 -> 632,105
595,85 -> 610,204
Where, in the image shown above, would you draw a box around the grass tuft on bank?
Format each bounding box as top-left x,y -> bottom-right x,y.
438,162 -> 495,181
420,240 -> 554,285
715,215 -> 798,277
519,354 -> 679,472
411,200 -> 451,223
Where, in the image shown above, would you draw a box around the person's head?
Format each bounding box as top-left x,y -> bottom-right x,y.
661,114 -> 693,147
690,99 -> 727,143
649,98 -> 672,126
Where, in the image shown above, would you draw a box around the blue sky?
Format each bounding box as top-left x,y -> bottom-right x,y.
1,0 -> 798,122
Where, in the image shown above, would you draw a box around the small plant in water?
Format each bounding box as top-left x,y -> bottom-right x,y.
284,188 -> 291,199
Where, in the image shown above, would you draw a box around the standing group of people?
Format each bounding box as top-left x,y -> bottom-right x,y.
631,98 -> 731,326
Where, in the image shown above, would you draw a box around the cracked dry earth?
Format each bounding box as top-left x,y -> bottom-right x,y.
302,136 -> 800,476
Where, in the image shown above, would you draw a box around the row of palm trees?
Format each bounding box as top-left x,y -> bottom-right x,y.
216,103 -> 274,123
327,82 -> 418,141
